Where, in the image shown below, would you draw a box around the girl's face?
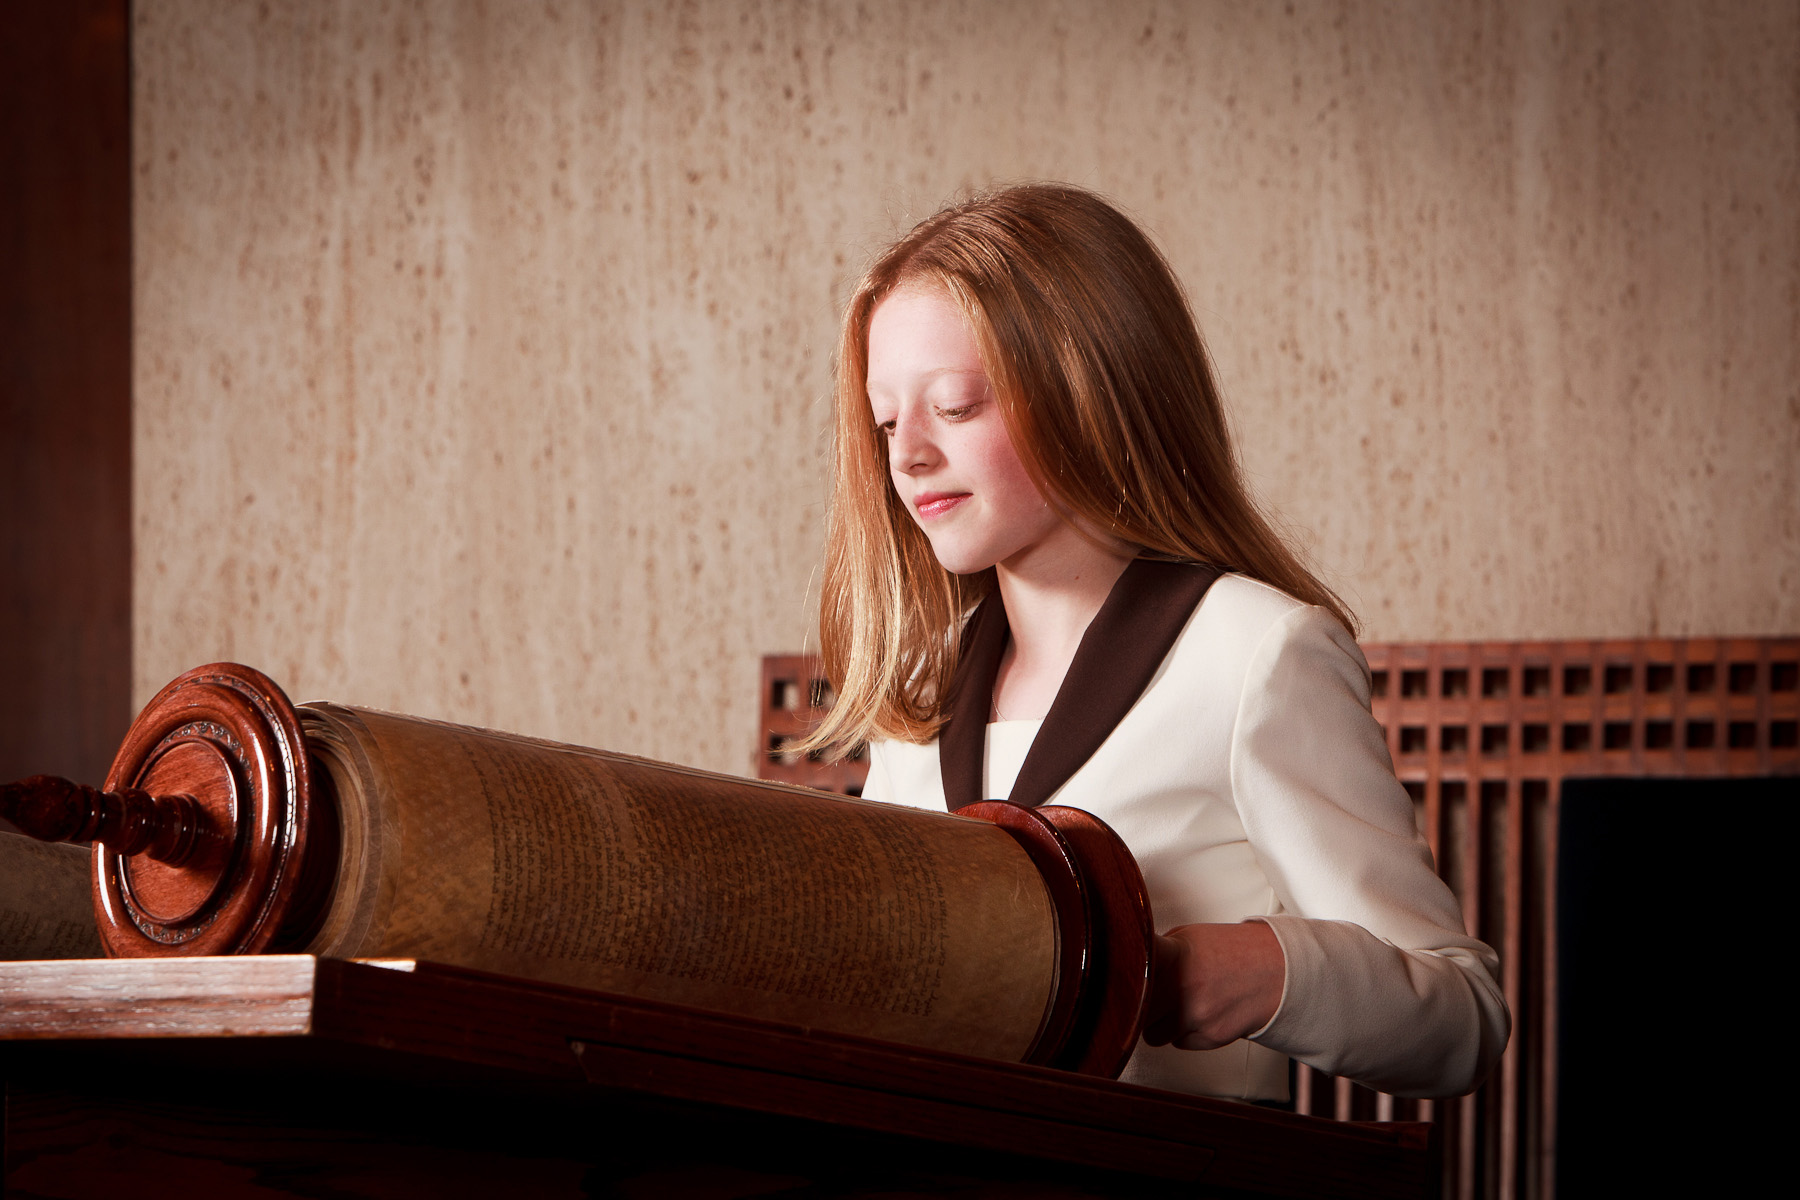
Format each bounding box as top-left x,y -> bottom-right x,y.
865,285 -> 1072,576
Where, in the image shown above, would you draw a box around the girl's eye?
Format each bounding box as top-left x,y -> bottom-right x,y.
936,404 -> 976,422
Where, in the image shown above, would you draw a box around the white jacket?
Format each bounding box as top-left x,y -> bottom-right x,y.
864,565 -> 1509,1101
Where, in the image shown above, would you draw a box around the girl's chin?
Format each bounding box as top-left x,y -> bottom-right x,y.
927,543 -> 1000,576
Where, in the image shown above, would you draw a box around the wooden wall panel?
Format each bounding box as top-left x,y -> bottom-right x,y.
0,0 -> 132,793
1350,636 -> 1799,1199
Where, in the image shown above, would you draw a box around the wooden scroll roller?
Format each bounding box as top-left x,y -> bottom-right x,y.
1,663 -> 1154,1075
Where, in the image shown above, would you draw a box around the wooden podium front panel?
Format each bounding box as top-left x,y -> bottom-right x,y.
1,958 -> 1436,1199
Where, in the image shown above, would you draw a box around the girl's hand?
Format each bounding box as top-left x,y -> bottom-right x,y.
1142,922 -> 1286,1051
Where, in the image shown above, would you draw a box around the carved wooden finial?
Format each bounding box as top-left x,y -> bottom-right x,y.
89,662 -> 318,958
0,774 -> 210,864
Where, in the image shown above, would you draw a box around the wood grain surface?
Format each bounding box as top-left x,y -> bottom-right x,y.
1,956 -> 1437,1199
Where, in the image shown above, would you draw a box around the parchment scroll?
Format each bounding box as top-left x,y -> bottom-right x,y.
0,832 -> 103,960
302,706 -> 1059,1061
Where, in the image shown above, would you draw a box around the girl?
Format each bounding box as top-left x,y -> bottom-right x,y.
805,184 -> 1507,1102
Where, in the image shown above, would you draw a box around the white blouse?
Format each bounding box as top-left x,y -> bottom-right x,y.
980,720 -> 1039,801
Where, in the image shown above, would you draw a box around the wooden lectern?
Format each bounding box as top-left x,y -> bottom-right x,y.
1,956 -> 1435,1198
2,664 -> 1437,1197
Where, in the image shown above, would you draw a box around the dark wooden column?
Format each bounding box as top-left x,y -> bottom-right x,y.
0,0 -> 132,795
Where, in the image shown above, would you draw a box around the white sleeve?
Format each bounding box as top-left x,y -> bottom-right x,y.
1233,605 -> 1510,1098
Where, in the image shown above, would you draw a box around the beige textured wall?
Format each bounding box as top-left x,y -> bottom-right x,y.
135,0 -> 1799,776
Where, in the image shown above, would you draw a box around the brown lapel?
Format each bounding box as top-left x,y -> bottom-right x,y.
940,559 -> 1223,811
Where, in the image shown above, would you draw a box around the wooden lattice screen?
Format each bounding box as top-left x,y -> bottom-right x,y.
758,636 -> 1800,1200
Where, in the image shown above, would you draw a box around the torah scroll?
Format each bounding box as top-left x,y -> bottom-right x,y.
1,664 -> 1152,1074
0,833 -> 102,960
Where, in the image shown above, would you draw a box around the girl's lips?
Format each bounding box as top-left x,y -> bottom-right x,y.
915,492 -> 971,519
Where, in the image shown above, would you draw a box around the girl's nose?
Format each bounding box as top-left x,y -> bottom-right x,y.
888,415 -> 937,474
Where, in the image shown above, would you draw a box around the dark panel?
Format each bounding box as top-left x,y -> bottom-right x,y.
0,0 -> 132,792
1556,775 -> 1788,1197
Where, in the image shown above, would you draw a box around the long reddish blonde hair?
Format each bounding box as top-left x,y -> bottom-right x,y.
806,183 -> 1354,753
